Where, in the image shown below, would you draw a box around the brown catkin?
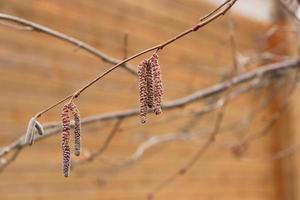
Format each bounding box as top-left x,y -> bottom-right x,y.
146,61 -> 154,108
138,59 -> 148,123
150,52 -> 163,115
61,103 -> 71,177
69,102 -> 81,156
35,120 -> 44,136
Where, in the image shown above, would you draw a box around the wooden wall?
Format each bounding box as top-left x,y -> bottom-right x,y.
0,0 -> 290,200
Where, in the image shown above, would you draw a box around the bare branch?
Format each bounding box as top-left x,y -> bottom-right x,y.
0,13 -> 137,75
73,119 -> 123,167
0,58 -> 298,173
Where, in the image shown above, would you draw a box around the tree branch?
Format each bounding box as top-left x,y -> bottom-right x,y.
0,13 -> 137,75
0,59 -> 299,171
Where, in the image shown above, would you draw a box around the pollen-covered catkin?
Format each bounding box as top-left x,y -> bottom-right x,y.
61,103 -> 71,177
150,52 -> 163,115
69,102 -> 81,156
146,61 -> 154,108
138,60 -> 148,124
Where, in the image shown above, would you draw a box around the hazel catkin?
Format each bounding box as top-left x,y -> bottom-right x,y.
150,52 -> 163,115
35,120 -> 44,136
146,61 -> 154,109
61,103 -> 71,177
69,102 -> 81,156
138,59 -> 148,124
137,52 -> 164,123
25,117 -> 37,145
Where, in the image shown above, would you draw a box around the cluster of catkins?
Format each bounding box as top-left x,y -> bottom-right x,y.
61,102 -> 81,177
25,52 -> 162,177
138,52 -> 163,123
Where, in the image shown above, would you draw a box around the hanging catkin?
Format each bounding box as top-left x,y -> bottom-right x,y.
35,120 -> 44,136
69,102 -> 81,156
25,118 -> 37,145
137,52 -> 164,123
138,60 -> 148,124
150,52 -> 163,115
61,103 -> 71,177
146,61 -> 154,108
25,118 -> 45,145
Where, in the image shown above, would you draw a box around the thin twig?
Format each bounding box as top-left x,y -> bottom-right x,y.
231,68 -> 300,156
264,144 -> 300,161
279,0 -> 300,22
0,147 -> 22,172
73,119 -> 123,167
0,13 -> 137,75
199,0 -> 232,21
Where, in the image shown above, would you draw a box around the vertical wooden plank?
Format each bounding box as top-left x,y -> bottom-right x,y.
264,2 -> 296,200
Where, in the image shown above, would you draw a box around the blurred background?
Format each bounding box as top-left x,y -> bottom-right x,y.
0,0 -> 300,200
